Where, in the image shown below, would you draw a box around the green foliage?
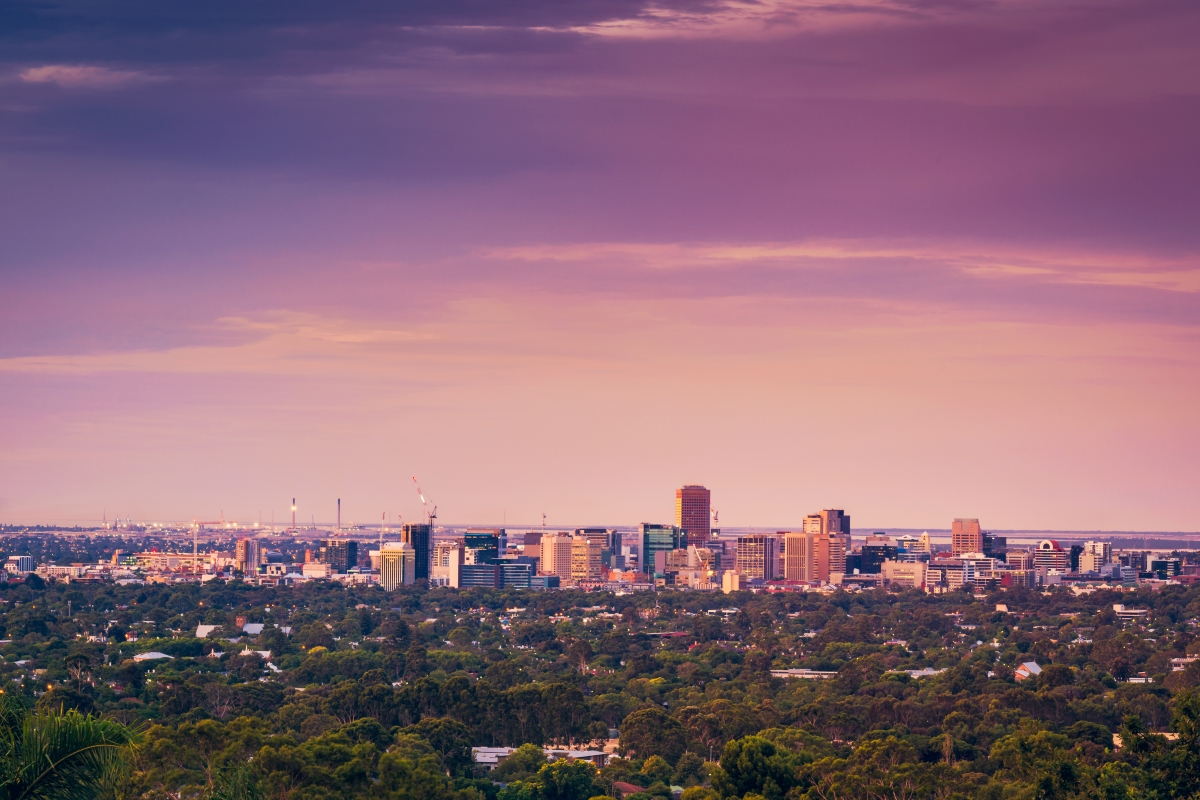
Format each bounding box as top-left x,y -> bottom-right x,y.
404,717 -> 474,776
12,550 -> 1200,800
710,735 -> 800,800
205,763 -> 264,800
672,752 -> 708,787
492,744 -> 548,782
500,760 -> 598,800
0,696 -> 140,800
619,708 -> 687,765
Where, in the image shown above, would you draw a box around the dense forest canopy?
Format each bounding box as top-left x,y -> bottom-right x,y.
3,550 -> 1200,800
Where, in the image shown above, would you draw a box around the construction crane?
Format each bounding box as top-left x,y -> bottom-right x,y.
413,476 -> 437,527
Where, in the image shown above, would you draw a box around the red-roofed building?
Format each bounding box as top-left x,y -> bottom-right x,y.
1033,540 -> 1070,573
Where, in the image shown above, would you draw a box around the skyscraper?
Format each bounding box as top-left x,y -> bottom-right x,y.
820,509 -> 851,539
318,539 -> 358,574
571,536 -> 603,585
782,531 -> 813,581
675,485 -> 711,543
736,536 -> 777,580
797,509 -> 851,581
1033,539 -> 1070,572
401,522 -> 432,580
951,518 -> 983,556
464,528 -> 505,564
235,538 -> 259,574
640,523 -> 686,576
379,542 -> 416,590
1078,540 -> 1112,573
539,534 -> 574,583
860,535 -> 898,574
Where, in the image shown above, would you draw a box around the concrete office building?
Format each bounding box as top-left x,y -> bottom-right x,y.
540,534 -> 574,583
1079,541 -> 1113,573
522,531 -> 542,561
318,539 -> 358,574
431,541 -> 463,588
882,560 -> 927,589
4,556 -> 33,575
797,510 -> 851,581
571,536 -> 604,585
460,561 -> 534,589
1007,550 -> 1035,570
379,542 -> 416,590
736,535 -> 777,580
574,528 -> 614,566
675,485 -> 711,543
235,538 -> 260,574
1033,540 -> 1071,573
782,531 -> 814,581
951,518 -> 983,557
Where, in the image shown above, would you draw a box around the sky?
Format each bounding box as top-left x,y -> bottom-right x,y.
1,0 -> 1198,531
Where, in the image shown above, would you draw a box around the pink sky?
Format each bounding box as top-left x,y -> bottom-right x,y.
0,0 -> 1198,529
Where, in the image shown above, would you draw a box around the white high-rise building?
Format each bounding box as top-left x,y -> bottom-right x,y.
431,542 -> 463,588
380,542 -> 416,590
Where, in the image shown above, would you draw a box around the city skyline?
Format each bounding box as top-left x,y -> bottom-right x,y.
2,1 -> 1198,530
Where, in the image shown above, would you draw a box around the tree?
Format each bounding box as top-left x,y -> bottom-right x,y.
619,708 -> 687,765
405,645 -> 429,680
204,763 -> 264,800
672,752 -> 707,787
0,697 -> 140,800
404,718 -> 473,776
1117,690 -> 1200,800
537,759 -> 599,800
566,641 -> 593,674
35,687 -> 95,717
376,735 -> 462,800
492,744 -> 548,782
710,736 -> 799,800
638,755 -> 673,785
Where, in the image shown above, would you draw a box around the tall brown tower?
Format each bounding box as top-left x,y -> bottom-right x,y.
951,518 -> 983,556
676,485 -> 711,542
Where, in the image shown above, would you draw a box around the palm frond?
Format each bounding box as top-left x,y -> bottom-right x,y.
9,708 -> 141,800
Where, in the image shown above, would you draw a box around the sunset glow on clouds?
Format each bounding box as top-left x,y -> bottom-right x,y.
0,0 -> 1197,529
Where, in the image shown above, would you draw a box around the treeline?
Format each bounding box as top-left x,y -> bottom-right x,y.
1,554 -> 1200,800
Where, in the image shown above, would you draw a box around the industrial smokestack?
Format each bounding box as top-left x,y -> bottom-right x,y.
337,498 -> 341,533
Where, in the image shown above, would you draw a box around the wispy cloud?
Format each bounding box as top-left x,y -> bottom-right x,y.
0,312 -> 434,376
484,240 -> 1200,293
19,64 -> 146,88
